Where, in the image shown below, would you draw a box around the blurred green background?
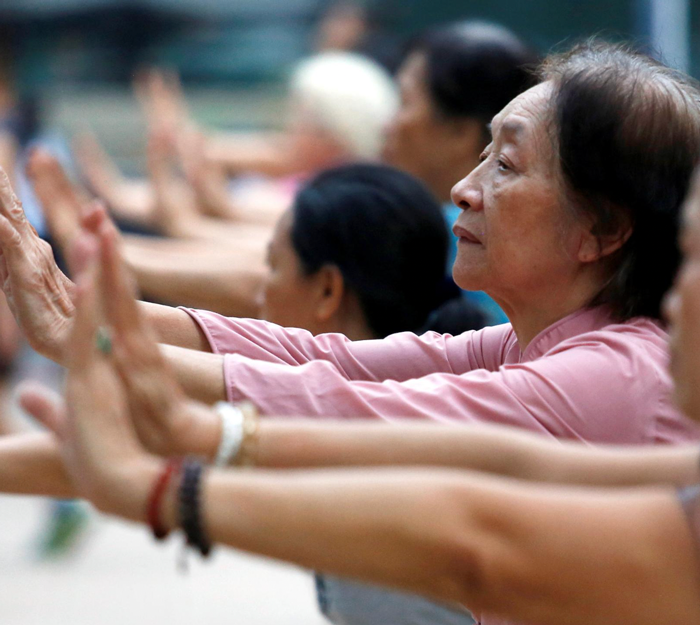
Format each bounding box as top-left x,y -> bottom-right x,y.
0,0 -> 696,171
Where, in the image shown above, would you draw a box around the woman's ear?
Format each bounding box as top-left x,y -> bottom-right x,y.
313,264 -> 345,322
577,213 -> 633,263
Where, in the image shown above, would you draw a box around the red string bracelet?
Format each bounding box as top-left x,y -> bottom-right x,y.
147,458 -> 184,541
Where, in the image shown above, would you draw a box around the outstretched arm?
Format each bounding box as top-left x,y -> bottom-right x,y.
0,430 -> 74,497
251,419 -> 700,487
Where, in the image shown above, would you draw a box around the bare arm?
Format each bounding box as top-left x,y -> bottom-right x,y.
205,132 -> 301,178
129,251 -> 264,318
0,432 -> 74,497
25,232 -> 700,625
108,463 -> 698,625
251,419 -> 700,487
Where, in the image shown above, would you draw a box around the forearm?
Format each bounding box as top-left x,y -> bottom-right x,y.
160,468 -> 482,606
129,251 -> 263,318
138,302 -> 211,352
251,420 -> 700,487
0,432 -> 76,497
145,467 -> 696,625
205,133 -> 297,177
161,344 -> 226,403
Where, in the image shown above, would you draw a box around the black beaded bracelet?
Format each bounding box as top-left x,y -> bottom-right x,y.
178,459 -> 212,557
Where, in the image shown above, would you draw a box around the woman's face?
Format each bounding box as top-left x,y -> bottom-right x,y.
664,172 -> 700,420
450,82 -> 585,311
259,210 -> 324,331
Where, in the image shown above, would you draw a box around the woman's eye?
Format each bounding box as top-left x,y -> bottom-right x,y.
496,159 -> 510,172
478,151 -> 488,163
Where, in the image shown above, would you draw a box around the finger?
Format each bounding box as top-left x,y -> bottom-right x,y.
68,234 -> 101,371
17,381 -> 67,438
0,214 -> 23,258
67,228 -> 99,279
0,167 -> 28,229
27,149 -> 83,251
80,199 -> 109,234
99,221 -> 142,333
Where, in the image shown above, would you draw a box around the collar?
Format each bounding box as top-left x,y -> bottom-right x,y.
505,306 -> 622,364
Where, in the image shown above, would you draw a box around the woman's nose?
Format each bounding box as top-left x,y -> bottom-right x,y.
450,171 -> 482,212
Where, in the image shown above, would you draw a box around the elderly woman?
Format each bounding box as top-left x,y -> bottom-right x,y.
9,151 -> 700,625
0,40 -> 700,623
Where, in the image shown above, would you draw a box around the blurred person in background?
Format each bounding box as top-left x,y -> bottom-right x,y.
382,20 -> 539,325
75,51 -> 398,230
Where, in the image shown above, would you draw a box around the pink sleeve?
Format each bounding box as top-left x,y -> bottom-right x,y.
222,335 -> 698,444
182,307 -> 510,382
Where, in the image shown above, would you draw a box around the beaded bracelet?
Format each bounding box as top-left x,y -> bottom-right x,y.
146,458 -> 183,541
178,459 -> 212,557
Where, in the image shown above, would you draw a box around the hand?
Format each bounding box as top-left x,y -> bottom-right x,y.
179,125 -> 235,221
0,167 -> 75,362
98,220 -> 221,459
147,126 -> 202,238
133,68 -> 189,135
21,232 -> 159,519
73,131 -> 156,226
27,149 -> 91,256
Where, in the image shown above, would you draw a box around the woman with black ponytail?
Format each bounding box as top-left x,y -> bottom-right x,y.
262,163 -> 484,340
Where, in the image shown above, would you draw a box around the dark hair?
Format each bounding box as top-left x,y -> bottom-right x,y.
409,21 -> 539,139
291,163 -> 454,338
539,40 -> 700,321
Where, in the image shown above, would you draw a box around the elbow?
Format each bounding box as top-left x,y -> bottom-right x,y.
424,484 -> 528,617
416,485 -> 501,613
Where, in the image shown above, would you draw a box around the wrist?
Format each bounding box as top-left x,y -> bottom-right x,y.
97,456 -> 162,523
176,400 -> 222,461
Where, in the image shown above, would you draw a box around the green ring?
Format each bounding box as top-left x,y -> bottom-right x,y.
95,327 -> 112,356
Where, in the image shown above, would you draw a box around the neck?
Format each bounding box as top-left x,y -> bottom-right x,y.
495,272 -> 607,351
319,296 -> 376,341
338,317 -> 376,341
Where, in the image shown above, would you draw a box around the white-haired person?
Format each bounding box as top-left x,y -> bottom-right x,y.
74,52 -> 398,230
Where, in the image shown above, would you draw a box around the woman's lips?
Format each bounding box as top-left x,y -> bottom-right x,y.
453,225 -> 483,244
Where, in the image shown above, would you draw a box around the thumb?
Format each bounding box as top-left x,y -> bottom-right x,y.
16,381 -> 67,437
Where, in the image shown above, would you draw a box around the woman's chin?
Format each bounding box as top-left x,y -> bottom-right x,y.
452,273 -> 487,293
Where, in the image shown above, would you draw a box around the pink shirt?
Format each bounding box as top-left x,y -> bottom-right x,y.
183,305 -> 700,445
184,305 -> 700,625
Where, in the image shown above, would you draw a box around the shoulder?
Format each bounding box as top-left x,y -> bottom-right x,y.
510,317 -> 687,442
548,316 -> 669,367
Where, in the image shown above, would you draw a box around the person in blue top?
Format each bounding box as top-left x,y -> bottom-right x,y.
382,21 -> 538,326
